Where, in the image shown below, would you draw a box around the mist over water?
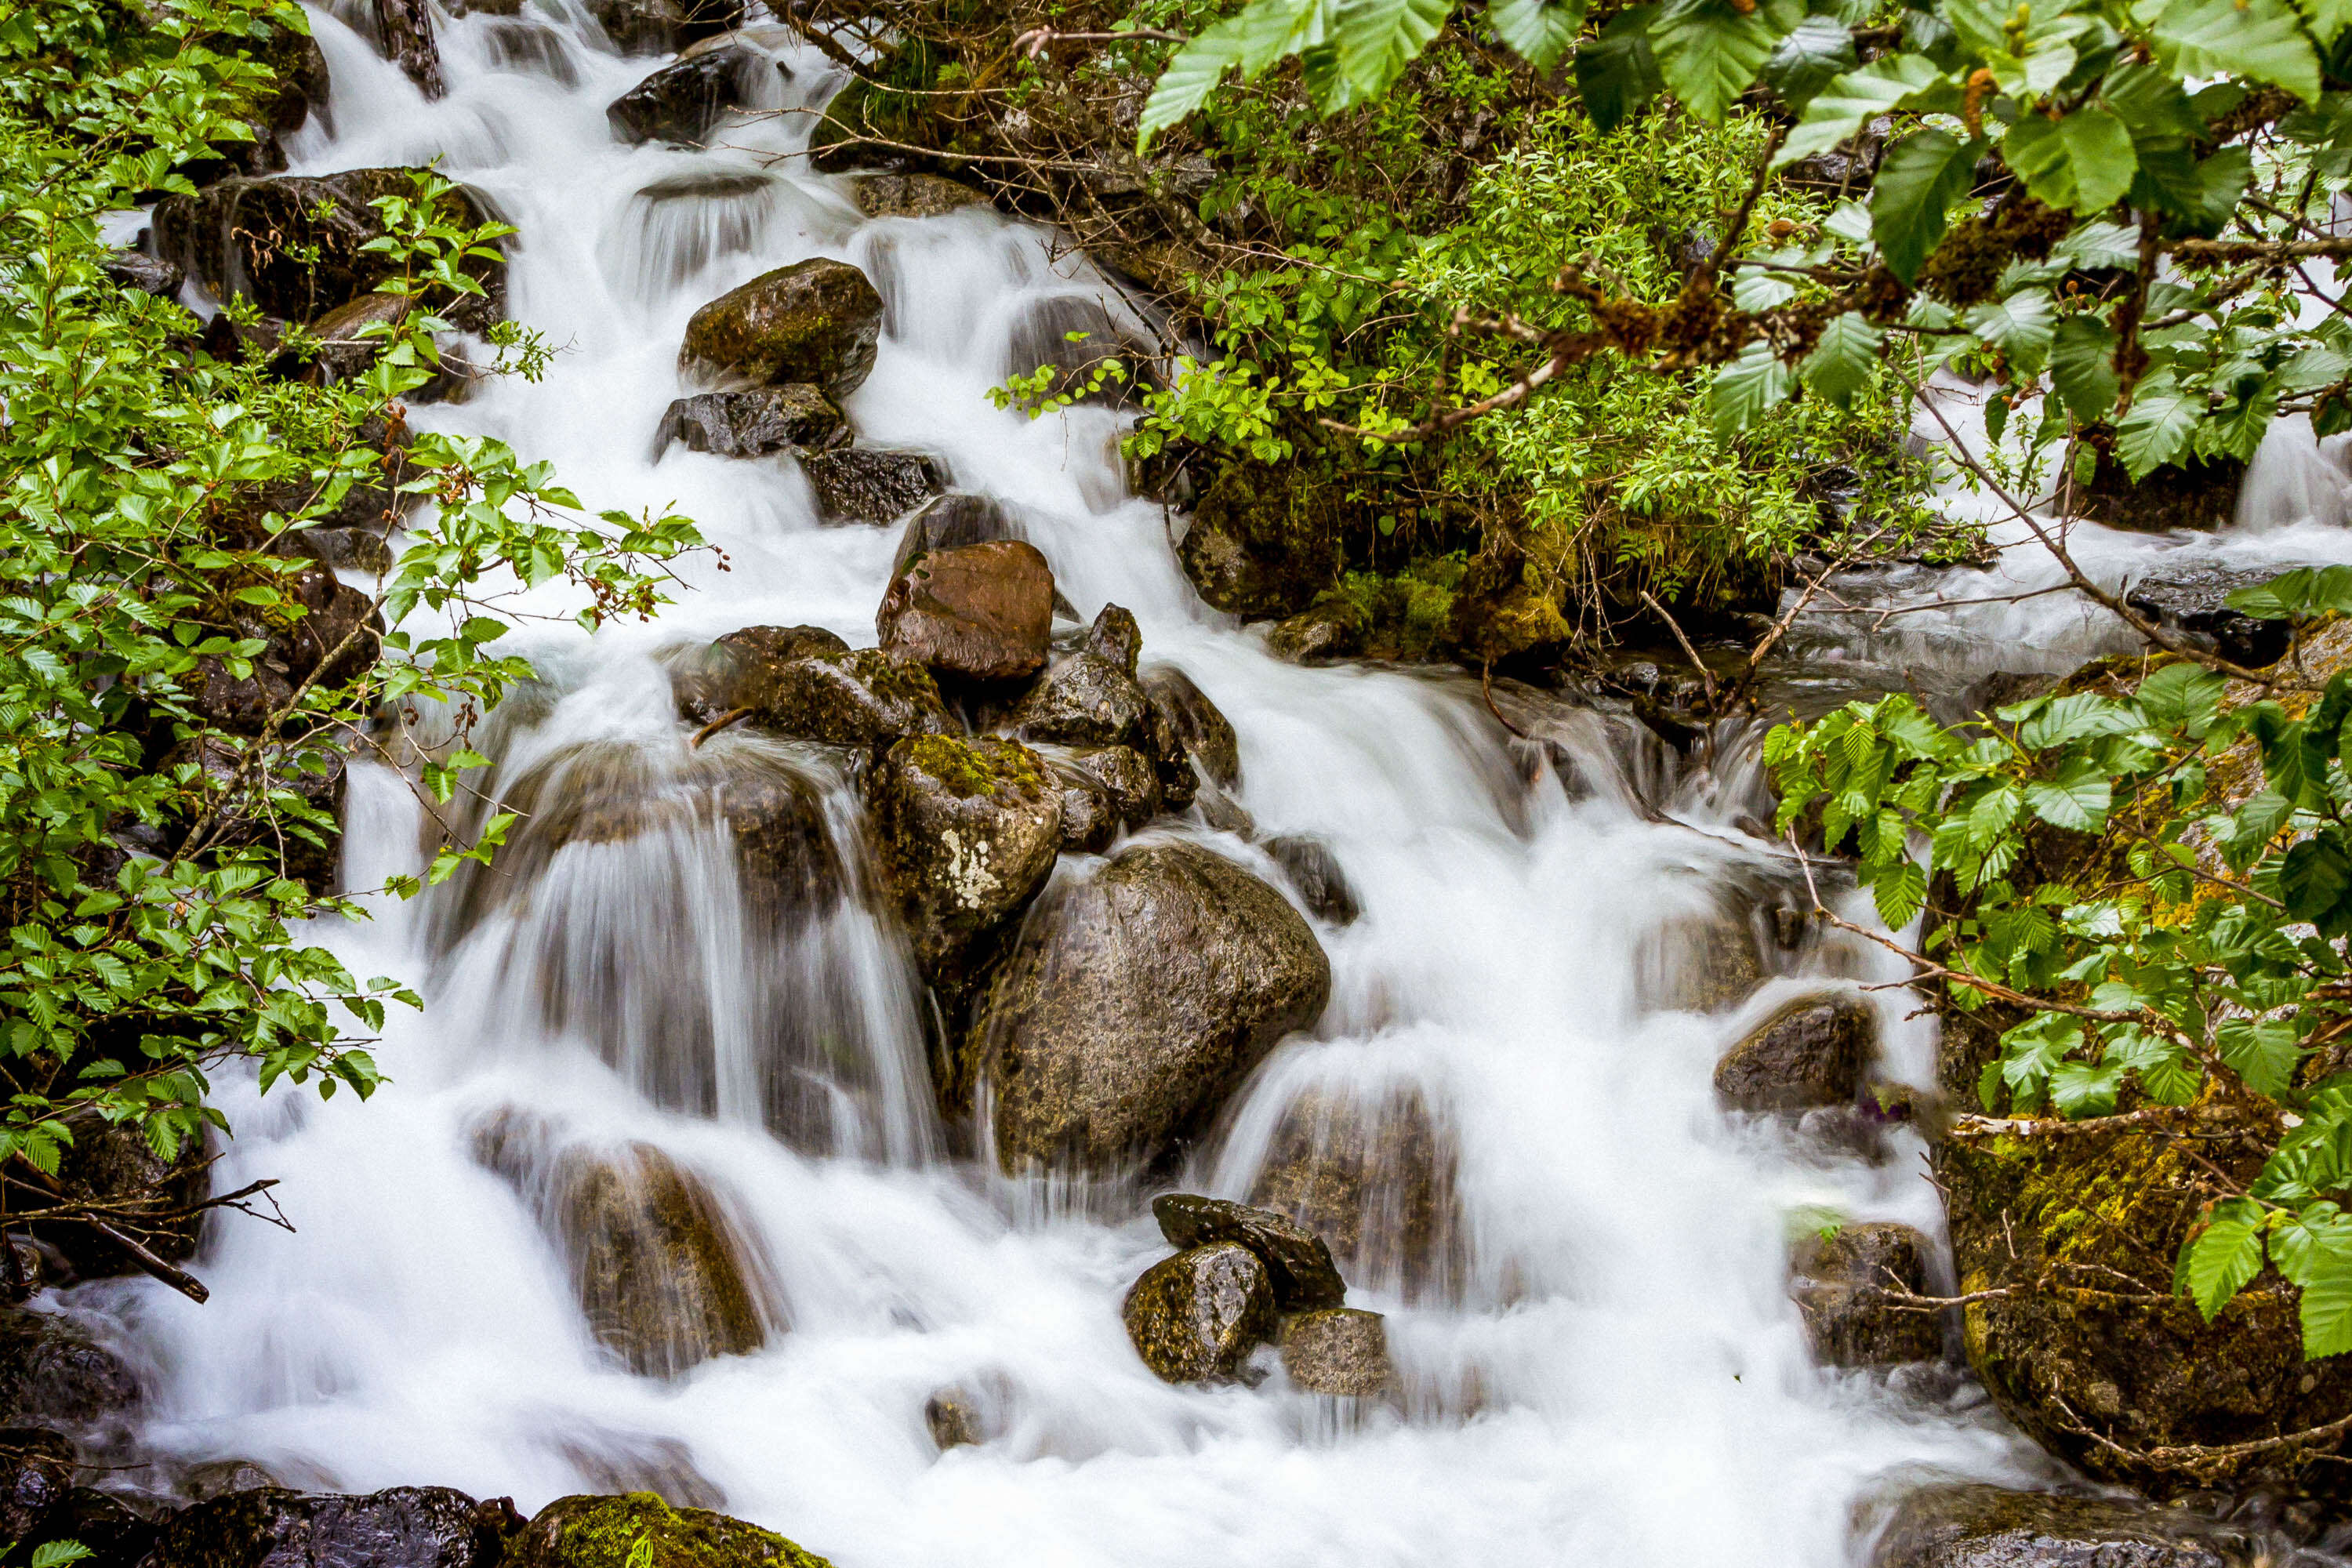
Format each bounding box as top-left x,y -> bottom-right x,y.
63,4 -> 2352,1563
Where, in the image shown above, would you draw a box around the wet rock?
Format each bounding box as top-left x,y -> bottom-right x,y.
1280,1308 -> 1393,1396
863,735 -> 1062,979
1633,881 -> 1809,1012
891,494 -> 1018,579
275,524 -> 394,576
550,1431 -> 724,1512
1136,663 -> 1235,804
103,250 -> 183,299
1715,994 -> 1875,1112
479,17 -> 579,84
38,1115 -> 209,1280
877,541 -> 1055,683
717,764 -> 846,924
678,258 -> 884,400
1122,1243 -> 1278,1384
802,449 -> 942,524
4,1486 -> 160,1568
606,46 -> 779,146
164,735 -> 347,895
1009,651 -> 1152,750
0,1311 -> 138,1428
855,173 -> 988,219
143,1486 -> 514,1568
1002,294 -> 1163,409
512,1490 -> 830,1568
2123,565 -> 2292,670
1868,1483 -> 2257,1568
1153,1194 -> 1345,1311
584,0 -> 747,54
976,840 -> 1331,1173
307,291 -> 419,389
924,1392 -> 980,1450
1083,604 -> 1142,675
1264,836 -> 1358,925
253,22 -> 332,139
154,169 -> 505,330
1248,1083 -> 1468,1305
746,648 -> 950,746
1790,1221 -> 1943,1367
1265,601 -> 1365,665
1035,744 -> 1160,853
655,386 -> 847,461
0,1428 -> 72,1543
2080,451 -> 2245,534
475,1116 -> 768,1377
181,1457 -> 284,1501
673,623 -> 848,720
1178,462 -> 1345,619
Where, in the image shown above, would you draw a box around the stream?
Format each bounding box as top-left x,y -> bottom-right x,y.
62,4 -> 2352,1563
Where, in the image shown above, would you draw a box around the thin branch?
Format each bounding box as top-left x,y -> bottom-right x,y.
1638,590 -> 1719,707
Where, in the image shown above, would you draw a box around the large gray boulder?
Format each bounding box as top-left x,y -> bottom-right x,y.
678,258 -> 884,399
863,735 -> 1062,981
975,840 -> 1330,1173
1121,1243 -> 1277,1384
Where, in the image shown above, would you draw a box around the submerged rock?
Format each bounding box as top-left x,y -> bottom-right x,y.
1122,1243 -> 1278,1383
142,1486 -> 514,1568
605,46 -> 778,147
802,448 -> 942,524
1790,1221 -> 1943,1367
864,735 -> 1061,980
678,258 -> 884,398
1247,1083 -> 1468,1305
976,840 -> 1330,1173
1153,1194 -> 1345,1311
1178,462 -> 1344,619
854,173 -> 987,219
891,494 -> 1018,579
0,1428 -> 72,1543
1715,994 -> 1874,1112
1279,1307 -> 1393,1396
1264,836 -> 1359,925
1138,664 -> 1239,792
513,1490 -> 830,1568
1867,1483 -> 2258,1568
0,1309 -> 139,1428
877,541 -> 1055,683
655,386 -> 846,460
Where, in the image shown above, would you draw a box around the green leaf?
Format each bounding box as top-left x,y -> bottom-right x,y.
1965,289 -> 2056,379
1762,14 -> 1857,109
1871,855 -> 1928,928
1653,0 -> 1791,122
2024,757 -> 2113,832
2300,1253 -> 2352,1357
1138,13 -> 1254,147
2301,0 -> 2352,47
2179,1200 -> 2267,1320
2217,1017 -> 2303,1098
2049,316 -> 2120,423
1576,5 -> 1664,131
2151,0 -> 2320,103
1490,0 -> 1583,66
1775,53 -> 1951,167
2281,837 -> 2352,930
2115,376 -> 2200,479
1871,129 -> 1984,285
2003,107 -> 2138,214
31,1544 -> 93,1568
1801,311 -> 1883,409
1711,341 -> 1793,441
1333,0 -> 1453,96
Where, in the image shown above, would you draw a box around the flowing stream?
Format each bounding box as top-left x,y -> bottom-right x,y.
62,5 -> 2352,1563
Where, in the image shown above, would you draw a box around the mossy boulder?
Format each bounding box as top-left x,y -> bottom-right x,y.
655,387 -> 846,461
877,541 -> 1055,683
513,1493 -> 830,1568
1789,1221 -> 1944,1367
1121,1243 -> 1278,1384
1279,1307 -> 1394,1396
678,259 -> 884,400
1178,462 -> 1345,619
802,449 -> 942,525
853,172 -> 988,219
1153,1193 -> 1345,1311
1867,1483 -> 2258,1568
1247,1082 -> 1468,1305
730,647 -> 951,748
1265,601 -> 1365,665
808,40 -> 958,175
863,735 -> 1061,982
975,840 -> 1330,1174
1714,994 -> 1874,1112
142,1486 -> 512,1568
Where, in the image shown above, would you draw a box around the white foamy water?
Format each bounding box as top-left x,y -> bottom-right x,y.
71,5 -> 2339,1563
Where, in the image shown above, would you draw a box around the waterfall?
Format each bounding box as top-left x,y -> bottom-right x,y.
64,2 -> 2352,1562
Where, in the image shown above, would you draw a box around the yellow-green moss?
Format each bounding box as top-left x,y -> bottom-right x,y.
905,734 -> 1045,800
516,1493 -> 831,1568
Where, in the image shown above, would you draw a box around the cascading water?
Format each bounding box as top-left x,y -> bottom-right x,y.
59,3 -> 2352,1563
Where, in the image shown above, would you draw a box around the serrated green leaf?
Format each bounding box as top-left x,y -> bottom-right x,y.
2180,1200 -> 2267,1320
2217,1017 -> 2303,1098
1762,14 -> 1857,109
2004,106 -> 2138,214
1138,16 -> 1252,147
2024,757 -> 2112,831
1871,855 -> 1928,929
2115,376 -> 2200,478
1776,53 -> 1952,167
1333,0 -> 1453,96
1802,310 -> 1884,409
1711,341 -> 1793,440
2152,0 -> 2320,102
2049,315 -> 2120,423
1653,0 -> 1791,122
1871,129 -> 1984,284
1965,289 -> 2056,379
1491,0 -> 1584,66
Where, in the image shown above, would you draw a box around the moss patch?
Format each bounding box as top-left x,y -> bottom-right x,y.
513,1493 -> 829,1568
905,734 -> 1047,800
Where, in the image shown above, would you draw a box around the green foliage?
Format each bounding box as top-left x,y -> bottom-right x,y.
0,0 -> 699,1178
1762,572 -> 2352,1356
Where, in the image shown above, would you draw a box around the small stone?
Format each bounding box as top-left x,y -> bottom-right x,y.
1121,1243 -> 1278,1384
1279,1308 -> 1393,1396
1083,604 -> 1142,675
1715,993 -> 1874,1112
804,448 -> 942,524
1138,663 -> 1237,797
678,257 -> 884,399
1265,601 -> 1363,665
1009,652 -> 1151,750
877,541 -> 1055,683
855,173 -> 988,219
1153,1193 -> 1345,1312
924,1392 -> 979,1450
655,385 -> 847,460
1265,835 -> 1359,925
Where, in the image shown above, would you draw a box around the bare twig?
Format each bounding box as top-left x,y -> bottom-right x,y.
688,706 -> 754,749
1637,590 -> 1719,707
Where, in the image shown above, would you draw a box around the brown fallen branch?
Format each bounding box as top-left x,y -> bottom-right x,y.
1945,1106 -> 2198,1140
1636,590 -> 1719,708
688,706 -> 753,749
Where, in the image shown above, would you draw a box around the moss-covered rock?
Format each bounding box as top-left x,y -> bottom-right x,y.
1179,463 -> 1345,620
719,646 -> 950,748
678,259 -> 884,399
808,40 -> 960,175
975,840 -> 1330,1174
1008,652 -> 1151,750
1153,1193 -> 1345,1311
1789,1221 -> 1943,1367
863,735 -> 1061,982
1265,601 -> 1365,665
1121,1243 -> 1278,1383
853,172 -> 989,219
513,1492 -> 829,1568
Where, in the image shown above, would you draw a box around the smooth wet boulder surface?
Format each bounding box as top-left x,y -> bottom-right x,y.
877,540 -> 1055,683
1714,993 -> 1874,1112
1035,743 -> 1160,853
679,259 -> 884,399
0,1308 -> 140,1427
143,1486 -> 514,1568
803,448 -> 942,524
1010,649 -> 1152,749
513,1490 -> 830,1567
891,494 -> 1018,579
1265,835 -> 1359,925
1868,1483 -> 2259,1568
0,1428 -> 72,1542
976,840 -> 1330,1173
1123,1243 -> 1278,1383
1248,1083 -> 1468,1305
1153,1194 -> 1345,1311
1138,664 -> 1240,792
606,46 -> 777,146
656,386 -> 846,460
1790,1221 -> 1943,1367
1280,1308 -> 1394,1396
864,735 -> 1061,979
854,173 -> 988,219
